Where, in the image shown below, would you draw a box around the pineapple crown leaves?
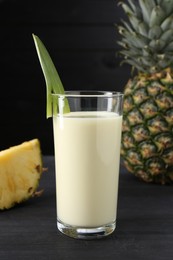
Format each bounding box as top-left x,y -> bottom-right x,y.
117,0 -> 173,74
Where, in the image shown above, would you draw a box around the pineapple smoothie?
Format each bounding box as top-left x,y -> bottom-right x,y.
32,34 -> 123,237
53,111 -> 122,227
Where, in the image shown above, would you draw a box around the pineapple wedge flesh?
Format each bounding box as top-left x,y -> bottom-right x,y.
0,139 -> 43,210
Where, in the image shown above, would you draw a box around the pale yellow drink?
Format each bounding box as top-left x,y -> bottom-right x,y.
53,111 -> 122,227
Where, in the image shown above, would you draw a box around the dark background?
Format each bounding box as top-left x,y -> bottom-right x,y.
0,0 -> 130,154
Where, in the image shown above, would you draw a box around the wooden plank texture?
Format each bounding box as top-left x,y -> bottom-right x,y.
0,156 -> 173,259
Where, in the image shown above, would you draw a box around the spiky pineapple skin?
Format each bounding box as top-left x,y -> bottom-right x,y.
0,139 -> 43,210
121,69 -> 173,184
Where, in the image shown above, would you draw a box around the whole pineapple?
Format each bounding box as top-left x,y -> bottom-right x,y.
118,0 -> 173,184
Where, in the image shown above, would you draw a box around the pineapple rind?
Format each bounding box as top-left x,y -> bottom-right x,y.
121,70 -> 173,184
0,139 -> 42,210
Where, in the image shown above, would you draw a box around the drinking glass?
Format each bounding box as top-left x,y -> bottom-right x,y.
52,91 -> 123,239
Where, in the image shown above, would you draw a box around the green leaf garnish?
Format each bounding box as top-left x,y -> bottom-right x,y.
32,34 -> 70,118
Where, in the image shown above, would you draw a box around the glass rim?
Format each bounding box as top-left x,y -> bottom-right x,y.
51,90 -> 123,98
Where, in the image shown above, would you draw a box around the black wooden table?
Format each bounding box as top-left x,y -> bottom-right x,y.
0,156 -> 173,260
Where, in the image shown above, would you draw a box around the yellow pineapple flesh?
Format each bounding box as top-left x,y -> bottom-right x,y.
0,139 -> 43,210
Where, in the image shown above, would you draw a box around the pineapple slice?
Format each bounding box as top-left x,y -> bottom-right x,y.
0,139 -> 43,210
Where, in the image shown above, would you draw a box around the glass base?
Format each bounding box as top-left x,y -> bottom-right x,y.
57,220 -> 116,239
